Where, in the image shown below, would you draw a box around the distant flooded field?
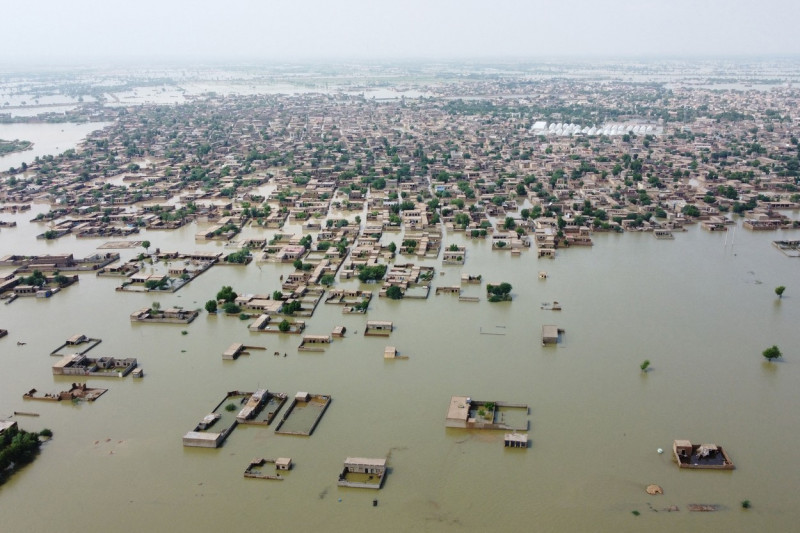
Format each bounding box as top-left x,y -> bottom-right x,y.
0,122 -> 109,169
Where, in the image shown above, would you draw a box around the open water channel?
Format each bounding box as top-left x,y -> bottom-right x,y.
0,137 -> 799,533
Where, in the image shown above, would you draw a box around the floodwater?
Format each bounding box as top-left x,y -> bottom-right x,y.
1,189 -> 799,531
0,208 -> 798,532
0,122 -> 109,170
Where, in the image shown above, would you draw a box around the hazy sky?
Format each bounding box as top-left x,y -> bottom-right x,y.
2,0 -> 799,64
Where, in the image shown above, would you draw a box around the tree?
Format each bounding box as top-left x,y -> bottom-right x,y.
282,300 -> 302,315
22,270 -> 47,287
151,301 -> 161,312
225,249 -> 251,264
278,319 -> 291,332
145,278 -> 168,290
682,205 -> 701,217
205,300 -> 217,313
357,264 -> 387,282
0,425 -> 42,477
387,242 -> 397,254
320,274 -> 335,286
640,360 -> 650,373
386,285 -> 404,299
762,345 -> 782,362
142,240 -> 151,252
216,286 -> 237,302
487,282 -> 512,302
222,302 -> 240,314
775,286 -> 786,298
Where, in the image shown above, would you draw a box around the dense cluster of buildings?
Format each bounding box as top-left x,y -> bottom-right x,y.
0,78 -> 797,263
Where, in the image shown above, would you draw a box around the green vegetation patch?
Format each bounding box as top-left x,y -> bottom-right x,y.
0,139 -> 33,156
0,425 -> 44,486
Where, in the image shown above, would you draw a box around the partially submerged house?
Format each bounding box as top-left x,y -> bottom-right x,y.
244,457 -> 293,480
673,440 -> 735,470
364,320 -> 393,336
445,395 -> 528,431
337,457 -> 387,489
541,325 -> 564,345
504,433 -> 528,449
52,354 -> 138,377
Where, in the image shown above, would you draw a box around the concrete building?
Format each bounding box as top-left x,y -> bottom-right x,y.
542,325 -> 562,345
364,320 -> 393,336
445,396 -> 471,428
504,433 -> 527,448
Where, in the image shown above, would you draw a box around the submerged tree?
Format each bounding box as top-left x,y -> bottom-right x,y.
487,282 -> 512,302
22,270 -> 47,287
216,286 -> 237,302
386,285 -> 404,300
775,286 -> 786,298
762,345 -> 782,362
222,302 -> 240,314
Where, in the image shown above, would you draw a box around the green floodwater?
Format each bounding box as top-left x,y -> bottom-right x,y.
0,201 -> 799,533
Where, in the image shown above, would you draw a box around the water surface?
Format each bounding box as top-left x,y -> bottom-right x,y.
0,215 -> 797,533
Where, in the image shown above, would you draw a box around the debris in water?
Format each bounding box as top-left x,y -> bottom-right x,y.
646,484 -> 663,495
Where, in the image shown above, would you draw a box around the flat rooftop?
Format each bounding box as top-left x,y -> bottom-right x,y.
182,431 -> 221,442
345,457 -> 387,468
447,395 -> 470,422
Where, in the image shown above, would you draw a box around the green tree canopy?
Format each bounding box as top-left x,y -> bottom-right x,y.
357,264 -> 387,283
222,301 -> 240,314
217,286 -> 237,302
763,345 -> 782,362
386,285 -> 404,299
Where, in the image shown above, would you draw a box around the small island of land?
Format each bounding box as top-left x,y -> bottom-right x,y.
0,138 -> 33,156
